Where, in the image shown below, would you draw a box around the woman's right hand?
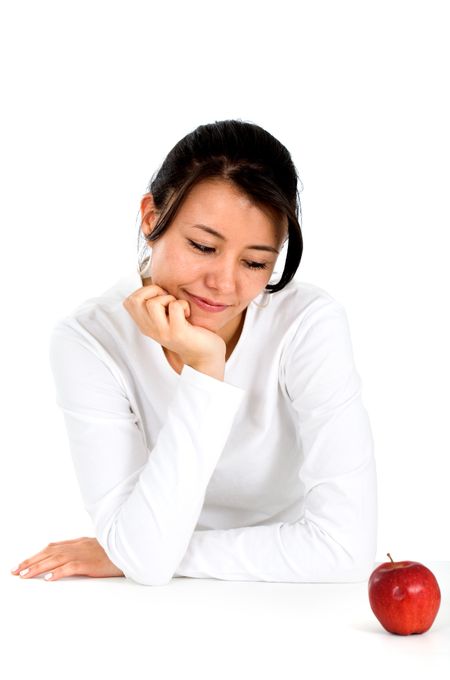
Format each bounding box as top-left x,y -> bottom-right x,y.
123,284 -> 226,370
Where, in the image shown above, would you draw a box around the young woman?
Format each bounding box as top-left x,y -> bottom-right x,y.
12,120 -> 377,585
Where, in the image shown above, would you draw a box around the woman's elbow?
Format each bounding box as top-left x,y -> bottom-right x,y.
333,559 -> 375,583
332,543 -> 377,583
122,567 -> 174,587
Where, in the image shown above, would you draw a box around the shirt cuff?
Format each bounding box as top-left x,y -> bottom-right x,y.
180,363 -> 245,401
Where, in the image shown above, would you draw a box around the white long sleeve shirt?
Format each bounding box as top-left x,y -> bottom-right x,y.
48,268 -> 377,586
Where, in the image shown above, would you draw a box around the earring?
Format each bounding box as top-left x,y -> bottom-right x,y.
251,270 -> 280,308
137,239 -> 152,278
251,292 -> 270,308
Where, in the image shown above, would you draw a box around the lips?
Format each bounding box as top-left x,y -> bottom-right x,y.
185,291 -> 231,311
190,293 -> 230,307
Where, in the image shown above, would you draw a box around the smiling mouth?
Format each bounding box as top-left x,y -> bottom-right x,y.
185,291 -> 231,311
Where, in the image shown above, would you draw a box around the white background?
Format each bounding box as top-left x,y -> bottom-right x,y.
1,0 -> 449,575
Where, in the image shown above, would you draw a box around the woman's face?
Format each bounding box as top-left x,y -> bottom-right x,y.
140,178 -> 287,345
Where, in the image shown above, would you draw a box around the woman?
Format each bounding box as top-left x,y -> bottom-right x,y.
12,120 -> 377,585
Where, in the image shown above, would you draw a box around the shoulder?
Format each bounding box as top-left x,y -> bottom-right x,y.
242,278 -> 350,380
271,279 -> 356,380
49,269 -> 143,359
264,278 -> 354,370
257,277 -> 347,339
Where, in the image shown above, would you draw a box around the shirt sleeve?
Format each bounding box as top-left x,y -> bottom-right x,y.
48,321 -> 246,586
173,300 -> 378,583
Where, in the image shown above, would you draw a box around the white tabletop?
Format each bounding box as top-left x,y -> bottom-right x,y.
3,561 -> 449,679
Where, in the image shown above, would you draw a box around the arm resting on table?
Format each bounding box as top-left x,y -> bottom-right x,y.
49,321 -> 245,586
174,299 -> 377,583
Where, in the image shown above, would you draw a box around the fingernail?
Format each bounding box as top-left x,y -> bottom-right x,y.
19,568 -> 29,576
44,572 -> 53,581
11,566 -> 19,572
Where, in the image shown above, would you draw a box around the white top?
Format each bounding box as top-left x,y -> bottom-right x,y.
48,269 -> 377,586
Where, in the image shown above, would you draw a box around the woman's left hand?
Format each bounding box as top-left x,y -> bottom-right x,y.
11,536 -> 124,581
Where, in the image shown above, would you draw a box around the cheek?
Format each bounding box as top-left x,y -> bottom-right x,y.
176,258 -> 205,283
153,247 -> 204,284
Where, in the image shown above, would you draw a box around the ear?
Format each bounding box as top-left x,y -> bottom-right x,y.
140,193 -> 159,238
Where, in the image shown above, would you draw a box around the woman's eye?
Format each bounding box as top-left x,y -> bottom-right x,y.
187,239 -> 269,270
188,239 -> 215,254
246,261 -> 269,270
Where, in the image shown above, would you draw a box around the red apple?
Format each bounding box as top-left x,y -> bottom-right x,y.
368,553 -> 441,635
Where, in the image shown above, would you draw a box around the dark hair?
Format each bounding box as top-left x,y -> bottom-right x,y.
137,119 -> 303,293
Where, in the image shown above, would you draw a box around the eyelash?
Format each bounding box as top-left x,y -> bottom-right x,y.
187,240 -> 269,270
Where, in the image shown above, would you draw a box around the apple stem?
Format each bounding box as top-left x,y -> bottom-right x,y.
387,553 -> 394,563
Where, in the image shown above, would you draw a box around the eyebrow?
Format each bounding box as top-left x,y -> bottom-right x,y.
189,224 -> 280,254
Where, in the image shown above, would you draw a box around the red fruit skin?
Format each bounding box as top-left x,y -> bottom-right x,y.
368,561 -> 441,635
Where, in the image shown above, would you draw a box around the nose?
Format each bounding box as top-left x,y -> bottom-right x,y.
204,256 -> 238,296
